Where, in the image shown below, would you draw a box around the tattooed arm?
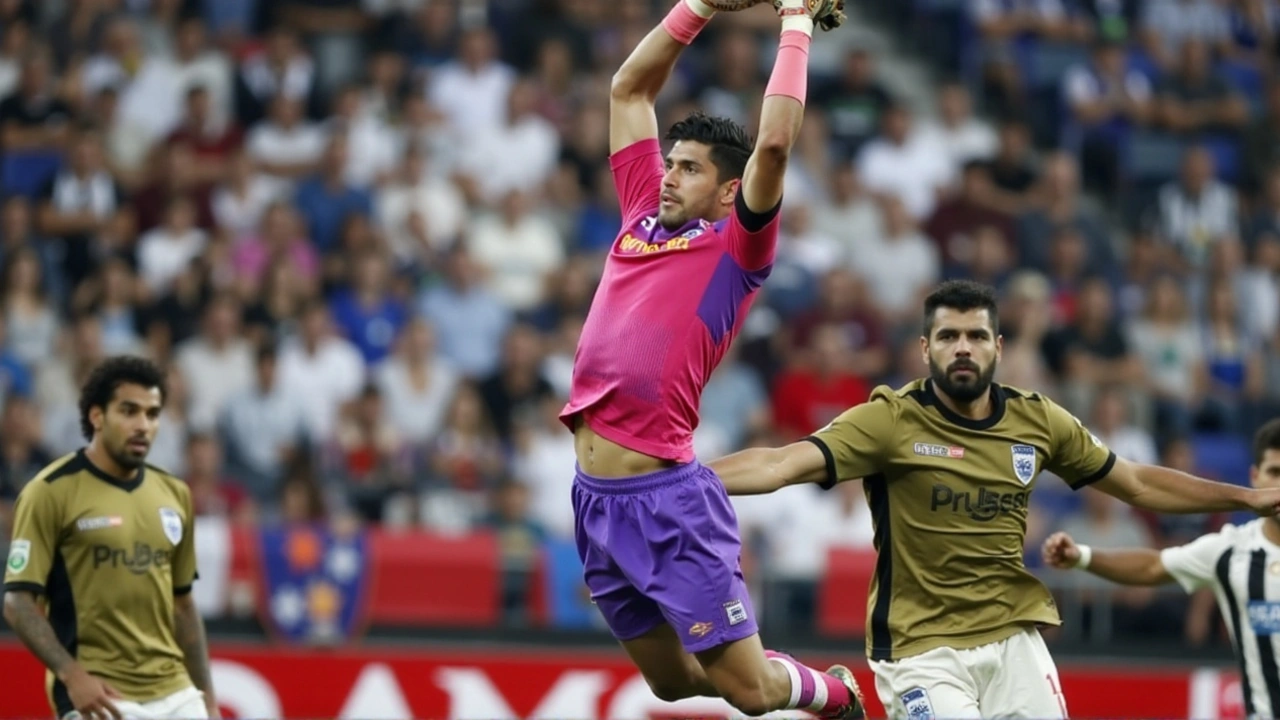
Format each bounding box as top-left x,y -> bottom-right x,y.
3,590 -> 77,673
173,593 -> 218,717
4,590 -> 122,718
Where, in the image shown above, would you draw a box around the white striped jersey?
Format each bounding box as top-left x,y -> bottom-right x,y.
1162,519 -> 1280,718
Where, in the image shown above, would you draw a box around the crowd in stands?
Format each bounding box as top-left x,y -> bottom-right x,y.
0,0 -> 1277,646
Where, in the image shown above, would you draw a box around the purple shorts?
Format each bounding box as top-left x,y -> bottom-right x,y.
572,461 -> 759,653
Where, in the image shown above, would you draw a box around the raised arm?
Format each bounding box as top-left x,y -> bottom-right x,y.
739,0 -> 844,213
610,0 -> 724,154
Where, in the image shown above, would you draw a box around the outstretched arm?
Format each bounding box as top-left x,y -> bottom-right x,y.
709,440 -> 833,495
611,0 -> 720,154
1092,456 -> 1280,516
1041,531 -> 1174,586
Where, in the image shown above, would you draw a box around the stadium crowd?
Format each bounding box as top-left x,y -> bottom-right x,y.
0,0 -> 1278,647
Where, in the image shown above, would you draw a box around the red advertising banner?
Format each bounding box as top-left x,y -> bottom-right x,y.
0,641 -> 1240,719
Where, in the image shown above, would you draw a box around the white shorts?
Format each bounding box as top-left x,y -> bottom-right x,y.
869,627 -> 1069,719
65,686 -> 208,720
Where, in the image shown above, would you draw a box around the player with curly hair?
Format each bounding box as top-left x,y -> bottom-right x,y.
3,356 -> 217,720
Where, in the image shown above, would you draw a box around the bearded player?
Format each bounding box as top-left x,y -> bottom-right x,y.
559,0 -> 863,717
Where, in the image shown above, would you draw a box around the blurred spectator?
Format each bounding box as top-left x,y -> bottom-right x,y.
75,256 -> 146,356
1062,39 -> 1154,194
996,271 -> 1055,392
789,269 -> 889,382
326,83 -> 398,188
1201,278 -> 1265,432
137,195 -> 209,296
427,25 -> 515,137
293,134 -> 374,253
246,95 -> 325,181
221,344 -> 306,506
277,301 -> 365,442
1043,275 -> 1143,414
185,433 -> 254,522
328,251 -> 408,365
456,78 -> 560,206
375,316 -> 458,446
511,395 -> 577,541
815,47 -> 891,162
1089,384 -> 1158,464
971,0 -> 1092,115
212,150 -> 287,241
80,15 -> 184,142
1141,0 -> 1232,72
37,128 -> 126,290
925,161 -> 1017,274
918,81 -> 999,168
234,26 -> 319,127
851,196 -> 940,323
771,322 -> 872,441
230,201 -> 320,297
777,201 -> 842,277
176,294 -> 254,432
1152,146 -> 1239,272
979,119 -> 1040,216
812,165 -> 882,260
0,48 -> 71,162
1127,276 -> 1205,440
1243,82 -> 1280,194
695,340 -> 770,460
326,383 -> 413,523
419,247 -> 511,378
1154,38 -> 1250,137
375,144 -> 466,268
167,85 -> 242,188
856,102 -> 954,220
1,245 -> 57,367
466,190 -> 564,312
1017,152 -> 1115,279
0,394 -> 50,533
426,382 -> 506,493
480,477 -> 548,625
478,323 -> 554,445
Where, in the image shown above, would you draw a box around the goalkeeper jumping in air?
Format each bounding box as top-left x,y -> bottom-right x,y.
558,0 -> 864,717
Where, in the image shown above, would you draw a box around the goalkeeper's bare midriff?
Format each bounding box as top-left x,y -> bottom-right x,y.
572,417 -> 678,478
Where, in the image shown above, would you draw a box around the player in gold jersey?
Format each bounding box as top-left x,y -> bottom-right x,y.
710,280 -> 1280,719
3,357 -> 217,720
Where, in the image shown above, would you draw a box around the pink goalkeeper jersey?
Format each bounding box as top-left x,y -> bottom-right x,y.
559,138 -> 781,462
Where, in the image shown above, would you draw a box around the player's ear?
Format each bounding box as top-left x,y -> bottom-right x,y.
90,405 -> 104,432
919,335 -> 929,365
995,334 -> 1003,359
1251,465 -> 1260,488
721,178 -> 740,206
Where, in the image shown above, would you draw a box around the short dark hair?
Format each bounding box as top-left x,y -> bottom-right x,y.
665,111 -> 753,184
78,356 -> 167,441
1253,419 -> 1280,466
923,280 -> 1000,337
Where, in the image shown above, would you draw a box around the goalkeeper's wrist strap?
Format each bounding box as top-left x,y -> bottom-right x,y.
764,30 -> 811,105
663,0 -> 715,45
1073,544 -> 1092,571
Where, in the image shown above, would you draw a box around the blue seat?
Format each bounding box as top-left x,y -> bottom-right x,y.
2,151 -> 60,198
1026,43 -> 1089,90
1122,131 -> 1186,184
1203,134 -> 1241,183
1192,433 -> 1252,486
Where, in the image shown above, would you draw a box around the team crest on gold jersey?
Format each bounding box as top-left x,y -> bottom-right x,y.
1011,445 -> 1037,485
159,507 -> 183,545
